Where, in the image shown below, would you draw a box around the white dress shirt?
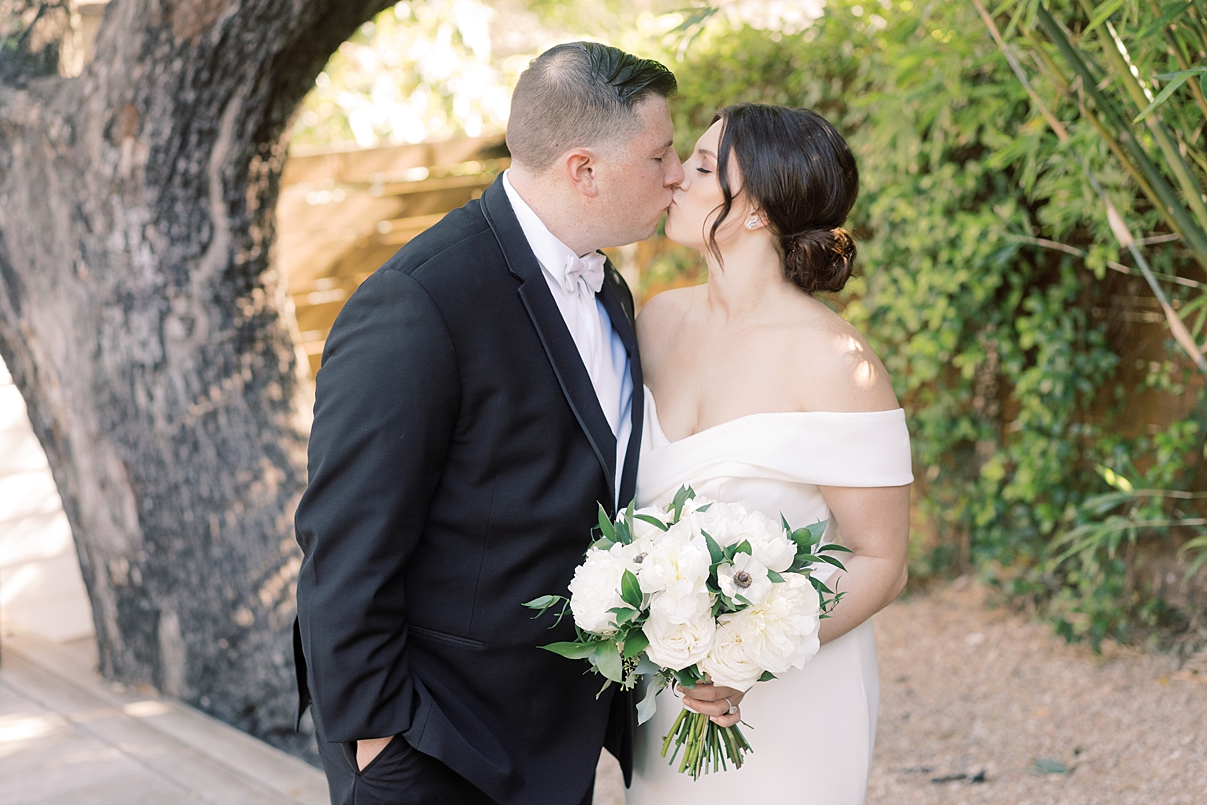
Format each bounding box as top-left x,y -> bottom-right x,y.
502,171 -> 633,506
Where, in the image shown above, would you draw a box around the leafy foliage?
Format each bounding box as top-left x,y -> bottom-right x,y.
652,0 -> 1206,647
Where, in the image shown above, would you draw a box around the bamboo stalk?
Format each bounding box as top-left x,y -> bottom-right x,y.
1092,14 -> 1207,231
1036,4 -> 1207,271
979,0 -> 1207,374
1008,233 -> 1204,288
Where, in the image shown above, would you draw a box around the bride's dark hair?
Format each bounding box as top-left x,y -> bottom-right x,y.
707,104 -> 859,294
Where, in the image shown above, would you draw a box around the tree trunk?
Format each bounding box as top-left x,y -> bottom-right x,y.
0,0 -> 392,754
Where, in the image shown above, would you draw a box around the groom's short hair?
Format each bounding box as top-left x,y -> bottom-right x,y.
507,42 -> 677,173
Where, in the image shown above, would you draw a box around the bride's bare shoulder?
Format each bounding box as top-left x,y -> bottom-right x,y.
636,285 -> 698,345
789,302 -> 899,413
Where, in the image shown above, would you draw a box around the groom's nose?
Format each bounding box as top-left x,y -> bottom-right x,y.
664,150 -> 685,188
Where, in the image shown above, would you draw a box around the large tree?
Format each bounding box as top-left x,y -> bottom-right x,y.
0,0 -> 392,753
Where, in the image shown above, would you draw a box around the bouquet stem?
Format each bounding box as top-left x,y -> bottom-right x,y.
660,707 -> 752,780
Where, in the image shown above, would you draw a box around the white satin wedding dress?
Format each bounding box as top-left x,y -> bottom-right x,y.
627,390 -> 913,805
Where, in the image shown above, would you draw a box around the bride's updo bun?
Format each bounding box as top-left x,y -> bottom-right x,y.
708,104 -> 859,294
782,226 -> 857,294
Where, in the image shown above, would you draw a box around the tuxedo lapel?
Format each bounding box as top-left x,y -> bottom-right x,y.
599,271 -> 644,508
481,178 -> 618,503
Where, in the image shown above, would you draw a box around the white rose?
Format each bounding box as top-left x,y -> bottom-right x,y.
716,572 -> 821,676
717,552 -> 773,606
637,525 -> 710,596
643,607 -> 716,671
700,621 -> 764,691
733,510 -> 797,573
567,548 -> 626,635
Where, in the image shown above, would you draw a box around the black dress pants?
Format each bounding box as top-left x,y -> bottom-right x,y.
309,698 -> 594,805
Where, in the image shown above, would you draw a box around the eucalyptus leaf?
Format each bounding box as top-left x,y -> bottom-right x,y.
636,679 -> 664,725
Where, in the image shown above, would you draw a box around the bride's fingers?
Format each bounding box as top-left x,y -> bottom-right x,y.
709,709 -> 741,728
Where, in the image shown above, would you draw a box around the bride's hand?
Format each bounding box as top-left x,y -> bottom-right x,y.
678,677 -> 745,727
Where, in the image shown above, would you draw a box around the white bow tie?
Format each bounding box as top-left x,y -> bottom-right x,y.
563,251 -> 606,296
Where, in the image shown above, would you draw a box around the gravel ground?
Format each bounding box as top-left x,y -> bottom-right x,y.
596,577 -> 1207,804
870,578 -> 1207,805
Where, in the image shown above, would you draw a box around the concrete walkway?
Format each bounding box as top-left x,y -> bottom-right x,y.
0,633 -> 328,805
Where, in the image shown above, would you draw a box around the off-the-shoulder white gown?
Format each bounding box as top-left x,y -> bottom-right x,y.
627,390 -> 913,805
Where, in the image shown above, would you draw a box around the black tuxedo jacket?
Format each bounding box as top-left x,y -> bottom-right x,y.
294,175 -> 643,805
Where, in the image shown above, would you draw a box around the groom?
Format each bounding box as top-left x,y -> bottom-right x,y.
294,43 -> 683,804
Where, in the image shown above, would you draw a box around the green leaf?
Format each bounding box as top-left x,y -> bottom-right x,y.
1133,70 -> 1203,123
1137,1 -> 1192,38
672,668 -> 699,688
695,503 -> 712,512
523,595 -> 557,610
732,539 -> 752,557
590,537 -> 616,552
622,630 -> 650,659
620,568 -> 644,609
635,513 -> 669,531
609,606 -> 639,626
671,485 -> 691,517
758,670 -> 777,682
818,543 -> 853,554
614,516 -> 632,546
594,641 -> 625,683
541,641 -> 599,660
703,531 -> 725,564
633,655 -> 660,676
766,569 -> 785,584
1083,0 -> 1126,35
597,504 -> 616,540
636,678 -> 664,725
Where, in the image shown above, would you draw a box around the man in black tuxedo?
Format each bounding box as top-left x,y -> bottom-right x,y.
294,43 -> 684,804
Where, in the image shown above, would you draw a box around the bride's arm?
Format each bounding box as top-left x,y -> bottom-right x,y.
815,483 -> 910,644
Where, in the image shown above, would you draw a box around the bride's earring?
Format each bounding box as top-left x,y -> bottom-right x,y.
746,218 -> 758,230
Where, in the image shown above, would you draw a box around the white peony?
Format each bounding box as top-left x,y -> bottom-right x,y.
649,584 -> 712,625
733,510 -> 798,573
567,547 -> 627,635
643,607 -> 716,671
615,535 -> 657,578
683,500 -> 749,548
637,523 -> 710,597
699,621 -> 765,691
717,552 -> 773,606
718,572 -> 821,677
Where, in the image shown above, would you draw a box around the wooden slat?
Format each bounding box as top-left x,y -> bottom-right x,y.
282,136 -> 506,186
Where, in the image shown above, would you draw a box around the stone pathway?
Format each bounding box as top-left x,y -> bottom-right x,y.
0,634 -> 327,805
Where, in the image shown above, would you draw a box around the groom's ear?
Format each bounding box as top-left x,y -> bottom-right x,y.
562,149 -> 601,198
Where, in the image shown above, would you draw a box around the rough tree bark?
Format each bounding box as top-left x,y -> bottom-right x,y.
0,0 -> 393,753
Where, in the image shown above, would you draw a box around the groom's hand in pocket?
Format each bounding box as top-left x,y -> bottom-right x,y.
678,678 -> 745,727
356,735 -> 395,771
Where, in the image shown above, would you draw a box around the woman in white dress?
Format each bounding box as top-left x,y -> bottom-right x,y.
627,104 -> 913,804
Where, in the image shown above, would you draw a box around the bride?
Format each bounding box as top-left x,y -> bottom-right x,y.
627,104 -> 913,803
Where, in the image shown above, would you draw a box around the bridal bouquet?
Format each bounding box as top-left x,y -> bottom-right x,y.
523,486 -> 847,779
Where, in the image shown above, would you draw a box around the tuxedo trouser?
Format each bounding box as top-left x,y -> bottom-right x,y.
308,684 -> 594,805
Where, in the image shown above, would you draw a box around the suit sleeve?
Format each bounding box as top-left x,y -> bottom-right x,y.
295,266 -> 459,745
